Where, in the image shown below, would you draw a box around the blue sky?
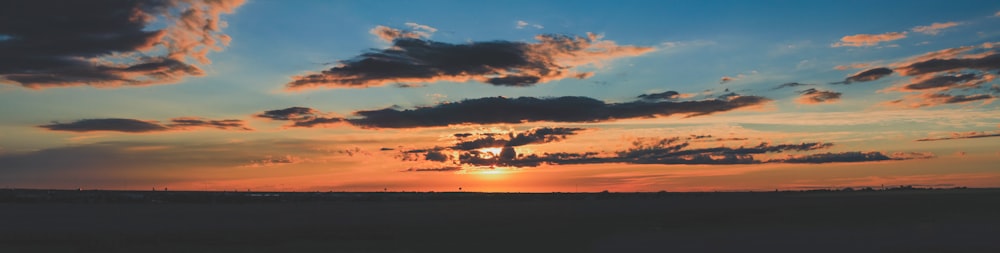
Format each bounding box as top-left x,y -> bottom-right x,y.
1,0 -> 999,191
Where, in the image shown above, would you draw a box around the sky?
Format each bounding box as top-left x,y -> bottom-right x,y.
2,0 -> 1000,192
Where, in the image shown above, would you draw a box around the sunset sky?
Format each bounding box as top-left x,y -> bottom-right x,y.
2,0 -> 1000,192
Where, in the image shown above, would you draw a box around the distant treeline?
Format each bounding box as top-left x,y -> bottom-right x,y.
0,186 -> 974,204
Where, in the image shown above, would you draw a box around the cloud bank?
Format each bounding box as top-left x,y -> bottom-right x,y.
286,31 -> 654,90
261,93 -> 770,129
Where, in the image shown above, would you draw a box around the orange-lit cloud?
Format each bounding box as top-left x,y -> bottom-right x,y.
867,43 -> 1000,108
286,31 -> 655,90
370,22 -> 437,42
834,63 -> 874,70
0,0 -> 244,88
911,22 -> 960,35
832,32 -> 907,47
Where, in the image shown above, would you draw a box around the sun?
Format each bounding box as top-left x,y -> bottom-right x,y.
478,147 -> 504,157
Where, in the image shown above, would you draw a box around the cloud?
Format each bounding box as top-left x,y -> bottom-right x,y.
244,155 -> 303,167
446,140 -> 914,167
885,92 -> 996,108
0,0 -> 244,88
916,131 -> 1000,142
39,118 -> 168,133
895,53 -> 1000,76
255,107 -> 344,128
719,75 -> 745,84
911,22 -> 960,35
261,93 -> 766,129
772,82 -> 815,90
402,167 -> 462,172
774,152 -> 895,163
168,117 -> 252,131
370,23 -> 437,43
922,93 -> 995,105
796,88 -> 842,104
39,117 -> 251,133
347,94 -> 770,128
832,67 -> 894,84
452,127 -> 584,150
516,20 -> 544,29
834,63 -> 874,70
902,73 -> 990,90
285,32 -> 655,90
832,32 -> 907,47
401,131 -> 930,169
878,44 -> 1000,108
637,90 -> 682,100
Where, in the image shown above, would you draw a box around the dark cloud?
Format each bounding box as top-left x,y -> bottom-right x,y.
776,152 -> 891,163
39,117 -> 250,133
424,150 -> 451,162
928,93 -> 995,104
637,91 -> 681,101
256,106 -> 345,128
168,117 -> 252,131
616,142 -> 833,163
832,67 -> 894,84
897,53 -> 1000,76
412,134 -> 845,167
453,127 -> 584,150
796,88 -> 842,104
348,95 -> 770,128
916,131 -> 1000,142
292,117 -> 345,128
402,167 -> 462,172
285,33 -> 654,90
0,0 -> 244,88
903,73 -> 982,90
772,82 -> 815,90
256,107 -> 318,121
39,118 -> 169,133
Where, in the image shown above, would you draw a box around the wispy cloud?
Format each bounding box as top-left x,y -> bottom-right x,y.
916,131 -> 1000,142
39,117 -> 252,133
771,82 -> 816,90
286,32 -> 654,90
370,22 -> 437,43
832,32 -> 907,47
255,107 -> 345,128
516,20 -> 544,29
911,22 -> 960,35
0,0 -> 244,88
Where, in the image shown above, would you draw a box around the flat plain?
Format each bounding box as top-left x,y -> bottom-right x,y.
2,189 -> 999,253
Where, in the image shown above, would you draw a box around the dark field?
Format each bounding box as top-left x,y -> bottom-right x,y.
2,189 -> 999,253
